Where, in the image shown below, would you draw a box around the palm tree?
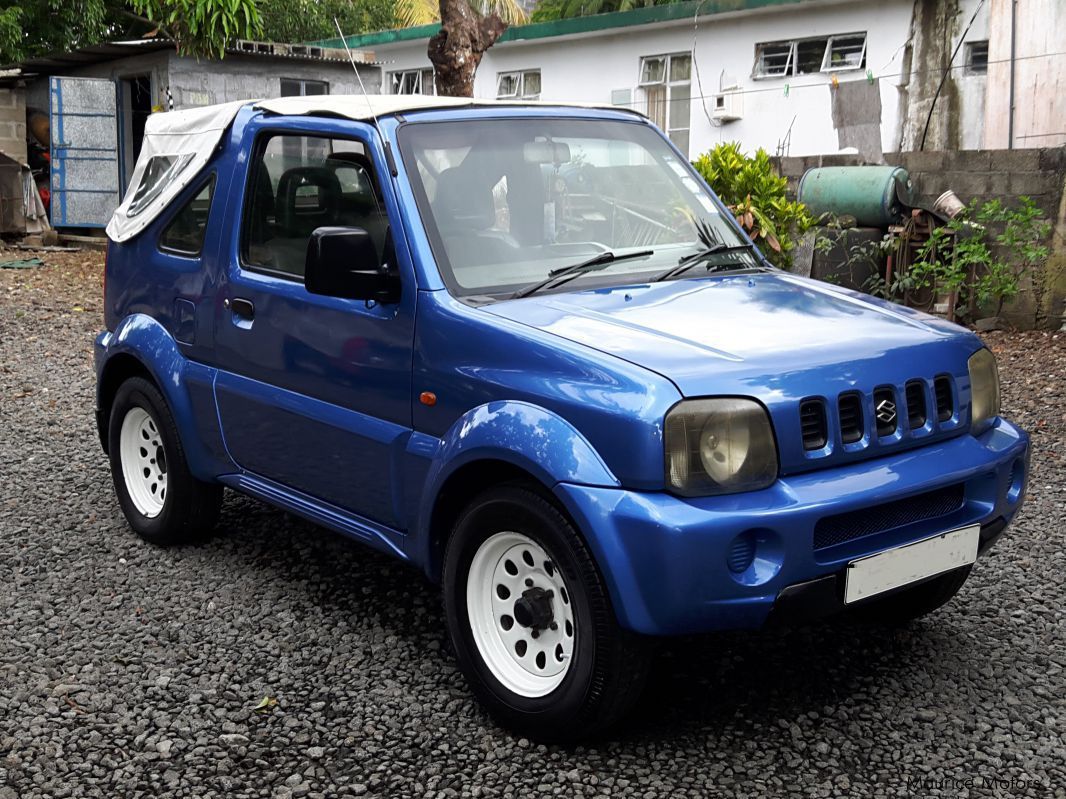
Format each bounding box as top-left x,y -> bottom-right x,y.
556,0 -> 658,15
396,0 -> 528,27
392,0 -> 528,97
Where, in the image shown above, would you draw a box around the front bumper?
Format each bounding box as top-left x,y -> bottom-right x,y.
554,418 -> 1029,636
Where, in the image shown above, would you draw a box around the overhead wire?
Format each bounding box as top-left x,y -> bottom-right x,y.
655,49 -> 1064,105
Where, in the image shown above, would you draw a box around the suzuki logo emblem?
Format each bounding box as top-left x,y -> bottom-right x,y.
876,399 -> 897,425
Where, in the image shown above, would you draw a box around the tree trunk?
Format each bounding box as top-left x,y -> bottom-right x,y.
428,0 -> 508,97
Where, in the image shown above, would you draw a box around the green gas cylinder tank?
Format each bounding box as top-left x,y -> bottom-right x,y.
797,166 -> 913,228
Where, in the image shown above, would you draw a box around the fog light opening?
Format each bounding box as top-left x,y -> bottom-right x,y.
727,533 -> 756,574
726,529 -> 784,586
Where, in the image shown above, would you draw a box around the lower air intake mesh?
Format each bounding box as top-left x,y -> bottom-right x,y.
813,483 -> 966,550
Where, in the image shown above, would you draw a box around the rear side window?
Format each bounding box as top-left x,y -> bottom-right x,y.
159,177 -> 215,256
242,134 -> 386,279
128,154 -> 195,217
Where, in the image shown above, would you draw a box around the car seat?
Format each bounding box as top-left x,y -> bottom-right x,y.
432,167 -> 519,269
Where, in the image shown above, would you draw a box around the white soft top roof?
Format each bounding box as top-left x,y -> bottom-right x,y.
106,99 -> 250,242
255,93 -> 616,119
106,94 -> 623,242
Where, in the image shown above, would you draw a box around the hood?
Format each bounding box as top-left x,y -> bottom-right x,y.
485,272 -> 977,397
485,273 -> 982,475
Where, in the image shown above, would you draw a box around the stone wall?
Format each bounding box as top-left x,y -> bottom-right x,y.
0,86 -> 27,164
774,148 -> 1066,330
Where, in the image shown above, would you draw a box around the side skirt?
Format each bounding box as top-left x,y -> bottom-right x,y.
218,471 -> 409,562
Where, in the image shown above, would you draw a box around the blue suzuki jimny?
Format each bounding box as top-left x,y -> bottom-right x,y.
97,95 -> 1028,740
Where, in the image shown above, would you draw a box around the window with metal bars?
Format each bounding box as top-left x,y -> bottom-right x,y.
390,68 -> 435,95
497,69 -> 541,100
753,32 -> 866,79
638,53 -> 691,155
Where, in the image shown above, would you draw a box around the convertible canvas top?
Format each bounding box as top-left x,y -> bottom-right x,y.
106,94 -> 624,242
106,99 -> 251,242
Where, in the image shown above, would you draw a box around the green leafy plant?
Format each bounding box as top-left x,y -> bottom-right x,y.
691,142 -> 815,268
909,196 -> 1051,321
531,0 -> 675,22
397,0 -> 527,26
810,220 -> 897,293
3,0 -> 262,62
130,0 -> 262,58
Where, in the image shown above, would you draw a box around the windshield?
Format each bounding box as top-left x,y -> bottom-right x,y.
398,117 -> 760,299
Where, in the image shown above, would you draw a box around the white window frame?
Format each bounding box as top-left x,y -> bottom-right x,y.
389,68 -> 435,95
821,34 -> 868,73
753,41 -> 794,78
496,69 -> 541,100
753,33 -> 868,79
638,52 -> 691,156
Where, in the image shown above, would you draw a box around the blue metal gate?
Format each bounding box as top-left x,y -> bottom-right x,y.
50,76 -> 121,228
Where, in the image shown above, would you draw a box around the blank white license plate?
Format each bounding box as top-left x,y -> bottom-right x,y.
844,525 -> 980,604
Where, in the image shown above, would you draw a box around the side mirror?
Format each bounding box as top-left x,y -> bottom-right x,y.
304,226 -> 401,303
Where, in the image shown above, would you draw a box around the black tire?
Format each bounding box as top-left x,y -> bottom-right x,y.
849,565 -> 972,625
108,376 -> 222,546
443,484 -> 650,742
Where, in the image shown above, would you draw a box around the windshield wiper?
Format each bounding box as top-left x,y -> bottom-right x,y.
512,249 -> 654,299
651,242 -> 758,283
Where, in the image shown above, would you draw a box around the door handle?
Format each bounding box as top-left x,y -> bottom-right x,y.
226,297 -> 255,319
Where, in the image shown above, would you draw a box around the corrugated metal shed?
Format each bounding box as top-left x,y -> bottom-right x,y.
4,39 -> 378,77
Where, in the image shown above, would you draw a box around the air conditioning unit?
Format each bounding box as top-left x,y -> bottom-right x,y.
712,90 -> 743,122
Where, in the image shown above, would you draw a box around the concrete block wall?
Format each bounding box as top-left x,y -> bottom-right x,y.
0,86 -> 27,164
774,148 -> 1066,329
167,53 -> 381,109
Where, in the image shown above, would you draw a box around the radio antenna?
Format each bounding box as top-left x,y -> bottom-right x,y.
334,16 -> 398,176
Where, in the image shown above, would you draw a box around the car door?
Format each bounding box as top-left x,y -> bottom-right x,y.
211,121 -> 415,529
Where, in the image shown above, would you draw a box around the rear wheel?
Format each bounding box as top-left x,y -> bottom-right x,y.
443,484 -> 649,742
108,377 -> 222,546
850,566 -> 972,625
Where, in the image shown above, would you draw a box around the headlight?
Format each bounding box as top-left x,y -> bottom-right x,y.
664,398 -> 778,496
968,348 -> 1000,432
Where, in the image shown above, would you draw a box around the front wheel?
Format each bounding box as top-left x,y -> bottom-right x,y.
443,485 -> 650,742
108,376 -> 222,546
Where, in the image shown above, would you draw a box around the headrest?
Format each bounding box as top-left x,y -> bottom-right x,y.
326,151 -> 382,200
433,167 -> 496,232
276,166 -> 341,237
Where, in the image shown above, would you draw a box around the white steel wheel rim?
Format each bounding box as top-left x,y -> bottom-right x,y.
466,531 -> 576,698
119,406 -> 168,518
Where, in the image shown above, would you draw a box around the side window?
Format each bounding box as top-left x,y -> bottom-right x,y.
128,153 -> 194,216
159,176 -> 215,256
243,134 -> 386,279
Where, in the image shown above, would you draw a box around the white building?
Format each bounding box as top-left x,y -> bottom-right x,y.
320,0 -> 1064,159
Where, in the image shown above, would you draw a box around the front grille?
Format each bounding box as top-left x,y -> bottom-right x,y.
838,393 -> 864,444
813,483 -> 966,550
935,375 -> 954,422
800,399 -> 828,450
906,380 -> 927,429
873,387 -> 898,437
793,375 -> 957,454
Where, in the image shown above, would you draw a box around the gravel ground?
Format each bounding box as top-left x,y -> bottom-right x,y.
1,251 -> 1063,799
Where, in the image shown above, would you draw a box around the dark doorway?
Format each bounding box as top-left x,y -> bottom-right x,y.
120,75 -> 152,190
